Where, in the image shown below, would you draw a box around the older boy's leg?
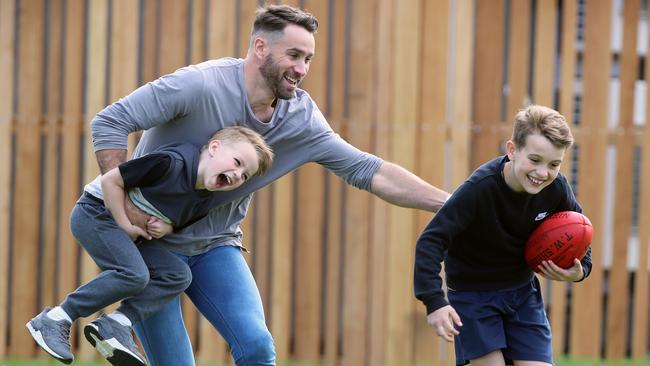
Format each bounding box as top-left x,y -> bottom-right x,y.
513,361 -> 552,366
471,350 -> 507,366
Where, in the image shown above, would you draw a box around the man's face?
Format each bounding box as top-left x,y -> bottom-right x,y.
259,24 -> 315,100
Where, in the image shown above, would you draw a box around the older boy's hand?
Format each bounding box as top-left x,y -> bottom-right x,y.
147,217 -> 173,239
537,258 -> 583,282
427,305 -> 462,342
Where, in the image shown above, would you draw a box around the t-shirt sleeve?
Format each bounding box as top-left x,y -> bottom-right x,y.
119,153 -> 173,188
91,65 -> 205,151
305,108 -> 383,191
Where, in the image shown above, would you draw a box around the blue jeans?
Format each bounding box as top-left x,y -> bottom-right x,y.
133,245 -> 276,366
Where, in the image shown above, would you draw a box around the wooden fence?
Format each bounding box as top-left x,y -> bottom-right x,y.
1,0 -> 649,365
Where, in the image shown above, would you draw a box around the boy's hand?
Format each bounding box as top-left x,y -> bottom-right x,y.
124,195 -> 152,231
123,224 -> 152,241
146,217 -> 173,239
537,258 -> 583,282
427,305 -> 462,342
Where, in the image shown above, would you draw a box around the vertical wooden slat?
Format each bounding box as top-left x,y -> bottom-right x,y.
80,0 -> 109,360
207,0 -> 236,59
605,0 -> 640,359
41,0 -> 64,310
158,0 -> 189,75
140,0 -> 158,83
341,0 -> 374,364
632,43 -> 650,357
570,0 -> 611,358
323,1 -> 347,364
11,0 -> 44,357
449,0 -> 474,189
553,0 -> 578,355
531,0 -> 557,107
505,0 -> 531,119
270,177 -> 294,363
111,0 -> 139,155
238,0 -> 258,59
384,1 -> 421,365
190,0 -> 206,64
367,0 -> 392,364
292,0 -> 328,362
412,1 -> 449,365
471,0 -> 505,168
57,1 -> 84,356
0,0 -> 15,359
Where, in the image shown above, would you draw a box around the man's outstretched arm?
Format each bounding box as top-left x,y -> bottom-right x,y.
370,161 -> 450,213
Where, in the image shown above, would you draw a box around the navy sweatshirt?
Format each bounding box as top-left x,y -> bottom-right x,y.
414,155 -> 593,315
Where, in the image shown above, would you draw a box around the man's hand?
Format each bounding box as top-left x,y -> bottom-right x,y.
427,305 -> 463,342
537,258 -> 584,282
124,195 -> 152,231
146,217 -> 173,239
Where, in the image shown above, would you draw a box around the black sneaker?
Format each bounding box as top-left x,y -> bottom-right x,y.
83,315 -> 147,366
26,308 -> 74,364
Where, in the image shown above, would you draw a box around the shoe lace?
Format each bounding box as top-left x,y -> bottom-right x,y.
56,322 -> 72,347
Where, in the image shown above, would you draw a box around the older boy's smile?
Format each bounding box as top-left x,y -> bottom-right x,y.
504,133 -> 565,194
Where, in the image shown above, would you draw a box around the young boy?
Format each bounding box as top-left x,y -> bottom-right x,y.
414,105 -> 592,366
27,126 -> 273,366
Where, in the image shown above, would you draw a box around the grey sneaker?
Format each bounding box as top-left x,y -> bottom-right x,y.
26,308 -> 74,364
83,315 -> 147,366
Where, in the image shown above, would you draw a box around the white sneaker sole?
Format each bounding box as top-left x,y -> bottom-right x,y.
84,323 -> 147,366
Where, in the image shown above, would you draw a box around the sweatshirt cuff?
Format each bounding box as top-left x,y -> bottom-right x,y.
425,296 -> 450,315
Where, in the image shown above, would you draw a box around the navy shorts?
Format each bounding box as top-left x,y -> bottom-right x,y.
447,276 -> 553,365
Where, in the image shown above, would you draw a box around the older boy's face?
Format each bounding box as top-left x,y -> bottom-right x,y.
506,133 -> 566,194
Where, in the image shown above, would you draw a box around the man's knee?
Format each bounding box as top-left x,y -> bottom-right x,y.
235,331 -> 276,365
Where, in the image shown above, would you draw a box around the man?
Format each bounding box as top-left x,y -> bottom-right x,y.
87,5 -> 449,366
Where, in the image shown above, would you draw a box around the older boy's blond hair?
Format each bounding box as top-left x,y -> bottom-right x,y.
204,126 -> 274,177
512,105 -> 573,149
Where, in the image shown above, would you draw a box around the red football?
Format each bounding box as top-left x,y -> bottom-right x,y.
525,211 -> 593,272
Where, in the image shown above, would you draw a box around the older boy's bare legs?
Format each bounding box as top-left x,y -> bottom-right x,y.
470,351 -> 552,366
471,350 -> 506,366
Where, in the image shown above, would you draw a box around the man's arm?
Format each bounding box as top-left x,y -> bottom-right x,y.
96,149 -> 128,174
370,161 -> 450,212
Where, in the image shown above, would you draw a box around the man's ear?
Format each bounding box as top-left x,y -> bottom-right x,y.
505,140 -> 516,160
253,37 -> 267,59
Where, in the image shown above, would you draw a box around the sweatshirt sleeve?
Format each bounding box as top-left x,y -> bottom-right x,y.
414,181 -> 477,314
91,66 -> 205,151
557,175 -> 592,281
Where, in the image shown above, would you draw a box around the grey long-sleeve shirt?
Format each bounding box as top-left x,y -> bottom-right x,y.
85,57 -> 383,255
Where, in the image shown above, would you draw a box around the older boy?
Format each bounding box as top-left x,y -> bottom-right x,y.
414,105 -> 592,366
27,126 -> 273,366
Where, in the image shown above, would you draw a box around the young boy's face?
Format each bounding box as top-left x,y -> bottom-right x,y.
505,133 -> 566,194
201,140 -> 260,191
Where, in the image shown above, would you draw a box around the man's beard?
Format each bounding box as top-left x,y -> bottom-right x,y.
260,54 -> 298,100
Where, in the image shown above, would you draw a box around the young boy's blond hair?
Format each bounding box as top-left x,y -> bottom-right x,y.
512,105 -> 573,150
204,126 -> 274,177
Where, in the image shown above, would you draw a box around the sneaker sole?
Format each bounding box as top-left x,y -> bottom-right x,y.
25,322 -> 73,365
83,323 -> 147,366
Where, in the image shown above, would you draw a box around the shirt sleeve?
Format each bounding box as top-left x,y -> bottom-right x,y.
91,65 -> 205,151
119,153 -> 173,188
305,107 -> 383,191
414,180 -> 478,314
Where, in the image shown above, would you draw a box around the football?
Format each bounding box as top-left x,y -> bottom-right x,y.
524,211 -> 593,272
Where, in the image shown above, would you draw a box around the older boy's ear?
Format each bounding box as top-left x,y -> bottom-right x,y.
505,140 -> 516,160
